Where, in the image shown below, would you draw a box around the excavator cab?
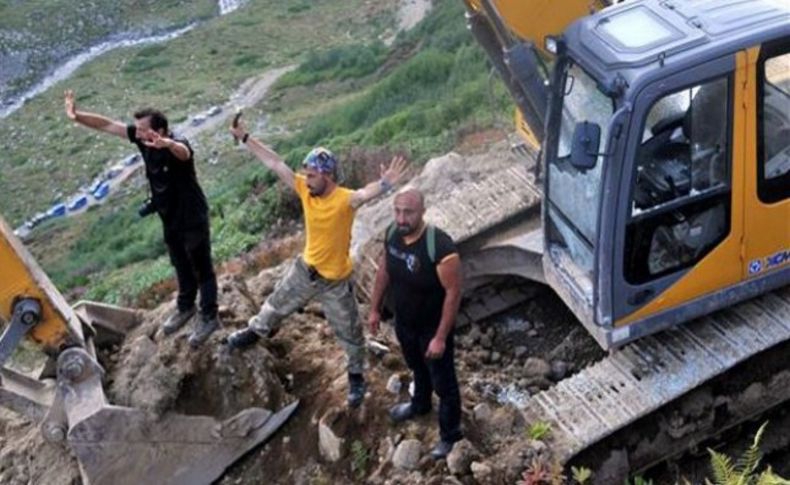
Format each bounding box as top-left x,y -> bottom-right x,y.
465,0 -> 790,348
0,215 -> 298,485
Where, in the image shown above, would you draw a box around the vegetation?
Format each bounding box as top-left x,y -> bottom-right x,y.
350,439 -> 371,480
527,421 -> 553,441
3,0 -> 512,305
704,422 -> 789,485
571,466 -> 592,484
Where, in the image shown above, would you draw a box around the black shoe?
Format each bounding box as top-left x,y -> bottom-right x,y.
188,313 -> 220,348
347,373 -> 366,408
430,440 -> 456,460
388,402 -> 429,423
162,307 -> 196,335
225,327 -> 261,350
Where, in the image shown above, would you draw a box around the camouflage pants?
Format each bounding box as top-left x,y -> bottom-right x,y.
249,257 -> 365,374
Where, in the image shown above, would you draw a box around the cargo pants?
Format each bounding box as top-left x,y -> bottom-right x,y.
249,256 -> 365,374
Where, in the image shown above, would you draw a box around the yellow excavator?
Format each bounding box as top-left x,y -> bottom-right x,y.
0,215 -> 298,484
458,0 -> 789,479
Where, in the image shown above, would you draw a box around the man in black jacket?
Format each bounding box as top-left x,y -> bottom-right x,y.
64,90 -> 219,348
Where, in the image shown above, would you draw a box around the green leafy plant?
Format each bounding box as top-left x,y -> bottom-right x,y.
571,466 -> 592,484
527,421 -> 552,441
705,422 -> 789,485
350,440 -> 370,480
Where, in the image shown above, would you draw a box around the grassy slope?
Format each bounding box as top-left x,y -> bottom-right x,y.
13,0 -> 512,305
0,0 -> 217,97
0,0 -> 393,225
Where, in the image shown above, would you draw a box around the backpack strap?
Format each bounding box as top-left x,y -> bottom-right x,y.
386,223 -> 397,243
426,224 -> 436,264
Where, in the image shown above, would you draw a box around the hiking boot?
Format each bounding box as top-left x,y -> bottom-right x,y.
188,313 -> 219,348
388,402 -> 430,423
225,327 -> 261,350
347,373 -> 367,408
162,307 -> 196,335
430,440 -> 456,460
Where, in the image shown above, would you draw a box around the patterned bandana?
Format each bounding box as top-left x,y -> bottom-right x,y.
302,147 -> 338,174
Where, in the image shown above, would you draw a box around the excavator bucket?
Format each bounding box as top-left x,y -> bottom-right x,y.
1,216 -> 299,484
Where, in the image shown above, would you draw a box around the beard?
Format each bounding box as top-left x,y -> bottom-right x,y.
396,223 -> 416,235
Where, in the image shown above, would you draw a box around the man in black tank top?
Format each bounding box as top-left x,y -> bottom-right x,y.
368,187 -> 463,459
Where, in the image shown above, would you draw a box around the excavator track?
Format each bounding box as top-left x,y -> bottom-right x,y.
523,286 -> 790,481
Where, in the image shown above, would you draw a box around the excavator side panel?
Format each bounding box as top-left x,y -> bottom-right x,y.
0,215 -> 83,351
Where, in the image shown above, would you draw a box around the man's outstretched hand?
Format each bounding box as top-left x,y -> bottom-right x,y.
64,90 -> 77,120
380,155 -> 409,187
229,118 -> 247,141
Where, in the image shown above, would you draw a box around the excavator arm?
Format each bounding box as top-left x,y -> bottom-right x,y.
0,215 -> 298,485
462,0 -> 613,148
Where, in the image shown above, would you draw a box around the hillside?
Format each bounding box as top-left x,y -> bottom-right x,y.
1,0 -> 511,305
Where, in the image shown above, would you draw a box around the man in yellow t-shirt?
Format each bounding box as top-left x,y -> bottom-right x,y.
225,119 -> 407,408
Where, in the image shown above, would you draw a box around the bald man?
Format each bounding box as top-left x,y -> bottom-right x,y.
368,187 -> 464,459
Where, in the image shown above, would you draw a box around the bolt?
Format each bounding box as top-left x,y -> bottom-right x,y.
61,358 -> 85,382
21,310 -> 38,326
44,423 -> 67,443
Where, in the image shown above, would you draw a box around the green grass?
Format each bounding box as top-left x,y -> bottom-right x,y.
0,0 -> 216,95
0,0 -> 396,226
4,0 -> 514,306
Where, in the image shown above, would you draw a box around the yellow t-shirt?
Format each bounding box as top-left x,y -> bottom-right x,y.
294,174 -> 356,280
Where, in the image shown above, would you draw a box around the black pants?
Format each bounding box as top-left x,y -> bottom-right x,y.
395,322 -> 462,443
164,225 -> 218,317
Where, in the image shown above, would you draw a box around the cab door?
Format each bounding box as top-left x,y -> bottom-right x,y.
742,41 -> 790,280
609,54 -> 744,340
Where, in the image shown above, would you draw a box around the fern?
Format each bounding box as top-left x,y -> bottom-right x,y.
707,449 -> 736,485
705,421 -> 790,485
735,422 -> 767,477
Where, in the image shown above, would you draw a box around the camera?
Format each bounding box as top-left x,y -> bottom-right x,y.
138,198 -> 158,218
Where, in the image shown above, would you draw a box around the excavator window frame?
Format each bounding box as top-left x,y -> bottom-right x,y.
756,38 -> 790,204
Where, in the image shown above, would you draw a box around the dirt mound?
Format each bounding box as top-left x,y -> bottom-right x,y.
0,409 -> 80,485
106,273 -> 289,417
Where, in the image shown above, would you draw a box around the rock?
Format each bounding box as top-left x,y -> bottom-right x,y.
392,439 -> 421,470
471,461 -> 493,483
529,439 -> 548,455
523,357 -> 551,380
446,439 -> 479,476
386,374 -> 402,395
550,360 -> 569,381
489,406 -> 519,435
318,411 -> 346,462
467,325 -> 482,344
367,339 -> 391,357
479,334 -> 492,349
490,351 -> 501,364
473,402 -> 492,423
513,346 -> 528,359
378,436 -> 396,463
